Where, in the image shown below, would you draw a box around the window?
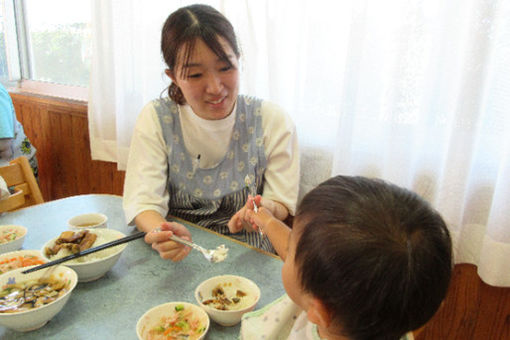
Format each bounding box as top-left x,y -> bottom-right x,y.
0,0 -> 91,99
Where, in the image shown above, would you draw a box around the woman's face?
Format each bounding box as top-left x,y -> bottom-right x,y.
169,37 -> 239,120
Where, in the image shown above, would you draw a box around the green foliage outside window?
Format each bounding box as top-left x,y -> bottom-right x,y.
31,23 -> 90,87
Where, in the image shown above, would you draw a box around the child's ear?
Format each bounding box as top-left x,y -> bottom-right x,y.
307,297 -> 332,328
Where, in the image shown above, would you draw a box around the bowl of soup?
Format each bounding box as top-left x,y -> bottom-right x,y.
0,225 -> 27,255
136,301 -> 209,340
68,213 -> 108,230
0,265 -> 78,332
195,275 -> 260,326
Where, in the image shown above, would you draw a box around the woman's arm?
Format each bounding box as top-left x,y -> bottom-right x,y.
260,101 -> 300,217
123,103 -> 191,262
123,102 -> 170,226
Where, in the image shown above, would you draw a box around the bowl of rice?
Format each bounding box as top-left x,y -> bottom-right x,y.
41,228 -> 127,282
0,249 -> 46,275
0,225 -> 27,255
136,301 -> 209,340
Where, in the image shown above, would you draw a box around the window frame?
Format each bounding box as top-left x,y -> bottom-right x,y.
3,0 -> 88,102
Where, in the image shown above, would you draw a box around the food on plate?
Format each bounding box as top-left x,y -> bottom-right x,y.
0,228 -> 23,245
0,254 -> 45,274
0,275 -> 70,313
147,304 -> 207,340
44,230 -> 97,257
202,283 -> 249,311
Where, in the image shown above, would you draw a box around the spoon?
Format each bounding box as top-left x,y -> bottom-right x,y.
153,228 -> 228,263
244,175 -> 263,236
170,235 -> 227,263
244,175 -> 259,213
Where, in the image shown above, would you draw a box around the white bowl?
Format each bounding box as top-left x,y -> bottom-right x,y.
0,249 -> 47,275
195,275 -> 260,326
41,228 -> 127,282
68,213 -> 108,230
136,301 -> 209,340
0,265 -> 78,332
0,225 -> 27,255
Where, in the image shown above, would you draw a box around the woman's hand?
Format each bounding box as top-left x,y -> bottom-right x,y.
144,221 -> 192,261
245,195 -> 275,233
227,195 -> 260,233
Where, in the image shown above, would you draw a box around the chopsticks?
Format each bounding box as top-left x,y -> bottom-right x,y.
22,231 -> 147,274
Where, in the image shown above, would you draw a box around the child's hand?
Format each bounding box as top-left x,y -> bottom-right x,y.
227,195 -> 264,233
246,195 -> 275,233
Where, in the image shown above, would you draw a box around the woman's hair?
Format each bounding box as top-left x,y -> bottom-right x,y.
294,175 -> 452,340
161,4 -> 240,104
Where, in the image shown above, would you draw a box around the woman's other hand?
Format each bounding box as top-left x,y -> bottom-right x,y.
227,195 -> 260,233
144,222 -> 192,261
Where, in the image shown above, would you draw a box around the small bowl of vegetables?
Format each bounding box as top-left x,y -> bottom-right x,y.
0,225 -> 27,255
0,249 -> 46,275
136,301 -> 209,340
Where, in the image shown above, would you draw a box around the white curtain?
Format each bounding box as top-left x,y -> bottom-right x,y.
89,0 -> 510,286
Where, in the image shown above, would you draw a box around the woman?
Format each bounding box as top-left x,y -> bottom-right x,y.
123,4 -> 300,261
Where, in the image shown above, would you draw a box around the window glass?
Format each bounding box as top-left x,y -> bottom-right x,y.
0,0 -> 19,82
24,0 -> 91,87
0,0 -> 11,80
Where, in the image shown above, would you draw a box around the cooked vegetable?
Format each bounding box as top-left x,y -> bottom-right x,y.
147,305 -> 205,340
0,255 -> 45,274
202,283 -> 248,311
0,228 -> 22,245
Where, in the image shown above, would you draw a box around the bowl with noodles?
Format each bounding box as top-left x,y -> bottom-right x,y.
0,265 -> 78,332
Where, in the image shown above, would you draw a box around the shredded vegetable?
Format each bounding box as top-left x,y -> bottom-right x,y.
0,228 -> 21,245
147,305 -> 206,340
0,255 -> 45,274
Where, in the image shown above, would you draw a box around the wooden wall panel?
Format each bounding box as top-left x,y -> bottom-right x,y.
8,91 -> 125,201
416,264 -> 510,340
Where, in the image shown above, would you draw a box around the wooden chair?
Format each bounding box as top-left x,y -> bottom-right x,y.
0,156 -> 44,213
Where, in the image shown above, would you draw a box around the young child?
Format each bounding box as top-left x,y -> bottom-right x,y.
241,175 -> 452,340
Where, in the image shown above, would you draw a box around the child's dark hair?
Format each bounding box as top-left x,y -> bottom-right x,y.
294,175 -> 452,340
161,4 -> 240,104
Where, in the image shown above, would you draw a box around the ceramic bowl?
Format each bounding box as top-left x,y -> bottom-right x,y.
0,249 -> 47,275
136,301 -> 209,340
195,274 -> 260,326
0,265 -> 78,332
0,225 -> 27,255
41,228 -> 127,282
68,213 -> 108,230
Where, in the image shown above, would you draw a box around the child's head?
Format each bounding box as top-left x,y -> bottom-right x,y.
285,175 -> 452,340
161,4 -> 240,105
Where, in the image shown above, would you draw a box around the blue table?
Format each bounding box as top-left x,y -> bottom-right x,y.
0,194 -> 285,339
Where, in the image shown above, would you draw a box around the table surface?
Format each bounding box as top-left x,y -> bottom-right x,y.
0,194 -> 285,340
